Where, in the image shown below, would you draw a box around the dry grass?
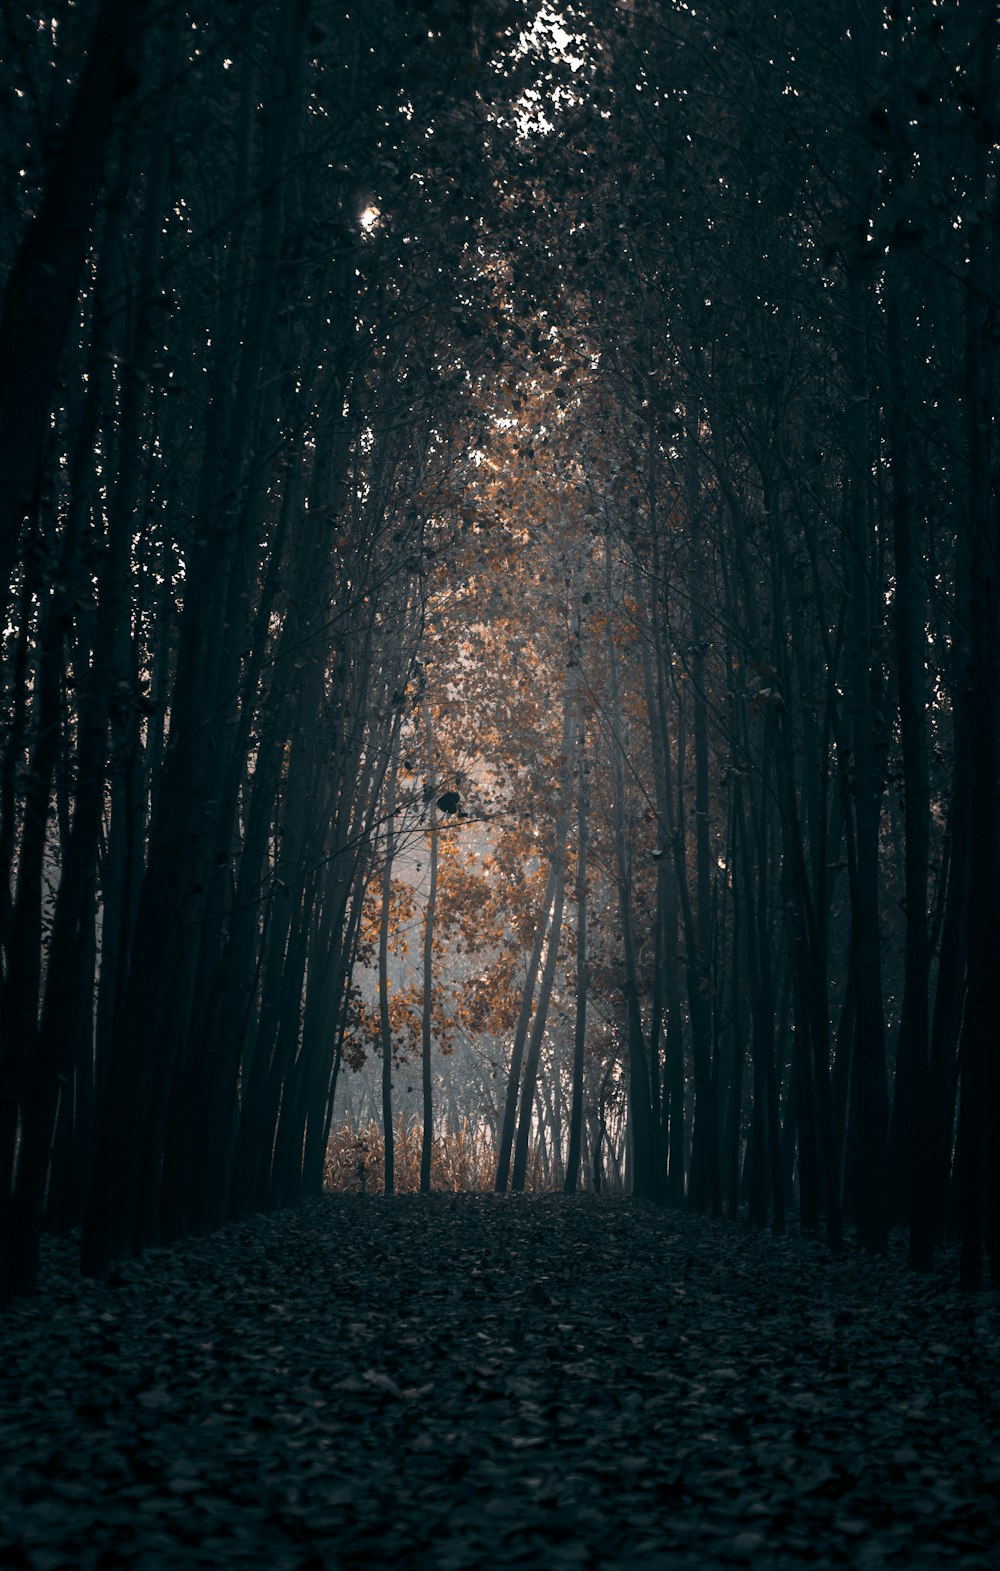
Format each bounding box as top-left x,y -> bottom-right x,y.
324,1116 -> 555,1194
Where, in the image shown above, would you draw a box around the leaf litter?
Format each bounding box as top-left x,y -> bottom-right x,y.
0,1195 -> 998,1570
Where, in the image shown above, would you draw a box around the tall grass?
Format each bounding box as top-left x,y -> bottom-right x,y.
324,1116 -> 556,1194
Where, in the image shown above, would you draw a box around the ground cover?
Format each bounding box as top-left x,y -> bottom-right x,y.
1,1196 -> 997,1570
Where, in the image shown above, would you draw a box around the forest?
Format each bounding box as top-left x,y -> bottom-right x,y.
2,0 -> 998,1298
1,1 -> 999,1564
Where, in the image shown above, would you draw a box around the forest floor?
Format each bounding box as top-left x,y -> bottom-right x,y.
1,1196 -> 998,1571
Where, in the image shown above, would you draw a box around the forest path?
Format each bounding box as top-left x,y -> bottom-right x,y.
1,1196 -> 997,1571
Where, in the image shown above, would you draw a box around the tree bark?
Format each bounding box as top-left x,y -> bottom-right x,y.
844,262 -> 889,1256
495,866 -> 556,1192
564,707 -> 588,1195
883,248 -> 932,1268
379,731 -> 401,1197
420,706 -> 439,1194
511,819 -> 568,1193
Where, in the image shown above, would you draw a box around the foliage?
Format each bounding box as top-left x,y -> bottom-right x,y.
324,1116 -> 555,1195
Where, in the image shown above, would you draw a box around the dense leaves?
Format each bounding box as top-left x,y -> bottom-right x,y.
1,1199 -> 998,1569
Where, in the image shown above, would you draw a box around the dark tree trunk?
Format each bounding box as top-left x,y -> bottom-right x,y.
420,706 -> 439,1195
379,730 -> 400,1197
564,708 -> 588,1196
495,866 -> 556,1192
882,248 -> 933,1269
844,267 -> 889,1256
511,820 -> 567,1193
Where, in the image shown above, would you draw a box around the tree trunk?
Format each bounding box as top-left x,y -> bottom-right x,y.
511,827 -> 567,1193
495,866 -> 556,1192
564,708 -> 588,1195
604,553 -> 657,1199
379,733 -> 401,1197
882,244 -> 933,1268
844,262 -> 889,1255
420,706 -> 438,1194
957,51 -> 997,1288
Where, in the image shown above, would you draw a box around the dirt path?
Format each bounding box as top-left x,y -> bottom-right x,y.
1,1195 -> 997,1569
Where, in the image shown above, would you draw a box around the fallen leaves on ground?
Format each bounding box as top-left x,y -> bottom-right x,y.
1,1196 -> 998,1569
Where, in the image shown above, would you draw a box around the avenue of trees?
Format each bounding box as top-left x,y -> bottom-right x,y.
0,0 -> 997,1301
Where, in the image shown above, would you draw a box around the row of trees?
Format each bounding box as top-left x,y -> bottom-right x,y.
341,0 -> 999,1291
1,0 -> 997,1299
579,0 -> 999,1291
0,0 -> 524,1299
